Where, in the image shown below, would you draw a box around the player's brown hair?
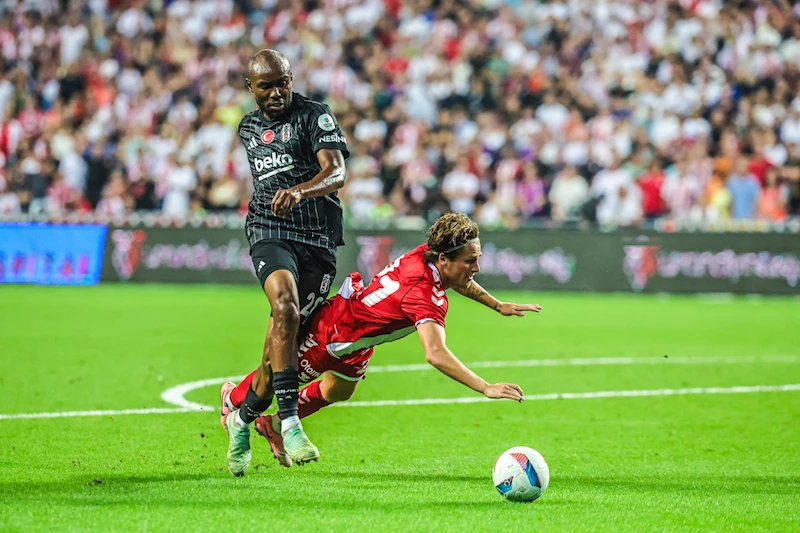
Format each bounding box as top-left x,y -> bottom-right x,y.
424,212 -> 480,263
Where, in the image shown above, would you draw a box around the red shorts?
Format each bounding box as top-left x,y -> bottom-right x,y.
297,330 -> 374,384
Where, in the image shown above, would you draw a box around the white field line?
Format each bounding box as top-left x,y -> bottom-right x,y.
337,384 -> 800,407
1,384 -> 799,421
366,355 -> 800,373
0,355 -> 798,421
157,355 -> 800,410
0,407 -> 194,420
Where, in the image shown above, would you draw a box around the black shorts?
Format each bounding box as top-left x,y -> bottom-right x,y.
250,239 -> 337,331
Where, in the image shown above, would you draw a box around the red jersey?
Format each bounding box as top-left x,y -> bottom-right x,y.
310,244 -> 448,358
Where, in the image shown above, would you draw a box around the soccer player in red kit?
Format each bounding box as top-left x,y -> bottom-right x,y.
220,213 -> 541,471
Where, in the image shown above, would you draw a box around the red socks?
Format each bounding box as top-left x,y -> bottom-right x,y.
298,380 -> 332,419
229,371 -> 331,420
229,370 -> 256,408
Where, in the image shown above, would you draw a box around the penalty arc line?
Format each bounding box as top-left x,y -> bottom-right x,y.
1,384 -> 799,420
159,355 -> 800,410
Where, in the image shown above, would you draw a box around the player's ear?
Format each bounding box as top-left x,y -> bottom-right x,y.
245,78 -> 253,93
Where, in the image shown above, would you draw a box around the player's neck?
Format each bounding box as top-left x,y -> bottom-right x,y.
431,262 -> 454,290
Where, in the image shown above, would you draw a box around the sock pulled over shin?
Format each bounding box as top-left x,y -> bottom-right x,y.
238,387 -> 273,425
273,367 -> 301,432
298,380 -> 332,419
229,371 -> 257,409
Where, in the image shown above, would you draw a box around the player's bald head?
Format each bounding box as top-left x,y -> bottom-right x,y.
248,49 -> 291,79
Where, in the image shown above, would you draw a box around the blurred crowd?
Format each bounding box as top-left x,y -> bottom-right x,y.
2,0 -> 800,229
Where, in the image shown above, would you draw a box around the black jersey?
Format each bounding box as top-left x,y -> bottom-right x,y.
238,93 -> 350,250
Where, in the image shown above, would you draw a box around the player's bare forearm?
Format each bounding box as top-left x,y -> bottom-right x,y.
416,321 -> 523,401
425,346 -> 488,394
455,280 -> 543,317
295,166 -> 345,199
271,149 -> 346,216
454,280 -> 501,311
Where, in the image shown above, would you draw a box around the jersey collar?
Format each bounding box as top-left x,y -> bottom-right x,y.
427,263 -> 442,284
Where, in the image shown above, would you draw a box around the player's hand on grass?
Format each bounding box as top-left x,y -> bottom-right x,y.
271,187 -> 303,217
496,302 -> 542,317
483,382 -> 524,402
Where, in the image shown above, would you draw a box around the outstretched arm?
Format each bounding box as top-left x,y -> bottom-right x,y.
453,279 -> 542,317
416,321 -> 524,401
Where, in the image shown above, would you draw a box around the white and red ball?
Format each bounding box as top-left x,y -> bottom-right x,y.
492,446 -> 550,502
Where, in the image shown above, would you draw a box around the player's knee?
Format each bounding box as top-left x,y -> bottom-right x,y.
271,299 -> 300,331
325,383 -> 357,402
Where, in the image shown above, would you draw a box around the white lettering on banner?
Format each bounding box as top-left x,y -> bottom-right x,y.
254,153 -> 294,174
624,246 -> 800,290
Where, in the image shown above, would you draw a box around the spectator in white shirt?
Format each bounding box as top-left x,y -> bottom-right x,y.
536,92 -> 569,134
161,154 -> 197,218
549,166 -> 589,221
442,156 -> 481,215
592,158 -> 631,220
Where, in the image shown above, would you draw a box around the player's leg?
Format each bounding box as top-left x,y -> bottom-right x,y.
222,318 -> 274,423
264,243 -> 335,462
256,345 -> 373,465
257,372 -> 360,465
302,371 -> 360,415
224,240 -> 299,475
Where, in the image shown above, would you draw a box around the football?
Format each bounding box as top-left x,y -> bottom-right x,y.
492,446 -> 550,502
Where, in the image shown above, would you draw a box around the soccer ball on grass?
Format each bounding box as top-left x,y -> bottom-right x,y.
492,446 -> 550,502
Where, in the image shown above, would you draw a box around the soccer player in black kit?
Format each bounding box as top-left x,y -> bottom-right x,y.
221,49 -> 349,476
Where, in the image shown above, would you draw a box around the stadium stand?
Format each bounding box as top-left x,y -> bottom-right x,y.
1,0 -> 799,230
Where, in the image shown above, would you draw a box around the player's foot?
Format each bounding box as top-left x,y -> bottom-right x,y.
223,411 -> 251,477
282,426 -> 320,465
219,381 -> 236,430
255,414 -> 292,468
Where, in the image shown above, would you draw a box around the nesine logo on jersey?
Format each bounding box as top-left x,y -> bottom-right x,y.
318,133 -> 346,144
261,129 -> 275,144
255,152 -> 295,180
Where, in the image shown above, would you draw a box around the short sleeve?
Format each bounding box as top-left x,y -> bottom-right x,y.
401,283 -> 447,328
308,104 -> 350,159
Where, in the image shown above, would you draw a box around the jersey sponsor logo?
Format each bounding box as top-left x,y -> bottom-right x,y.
281,124 -> 292,142
247,137 -> 258,151
255,152 -> 295,180
261,129 -> 275,144
318,133 -> 346,144
298,334 -> 322,382
317,113 -> 336,132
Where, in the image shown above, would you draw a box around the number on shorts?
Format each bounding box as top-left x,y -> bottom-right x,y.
300,292 -> 324,319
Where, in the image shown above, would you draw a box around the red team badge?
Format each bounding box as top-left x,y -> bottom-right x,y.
261,129 -> 275,144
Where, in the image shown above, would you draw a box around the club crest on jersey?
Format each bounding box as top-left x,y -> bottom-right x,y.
261,129 -> 275,144
320,273 -> 331,294
281,124 -> 292,142
317,113 -> 335,132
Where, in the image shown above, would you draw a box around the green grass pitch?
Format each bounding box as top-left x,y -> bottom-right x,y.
0,285 -> 799,532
